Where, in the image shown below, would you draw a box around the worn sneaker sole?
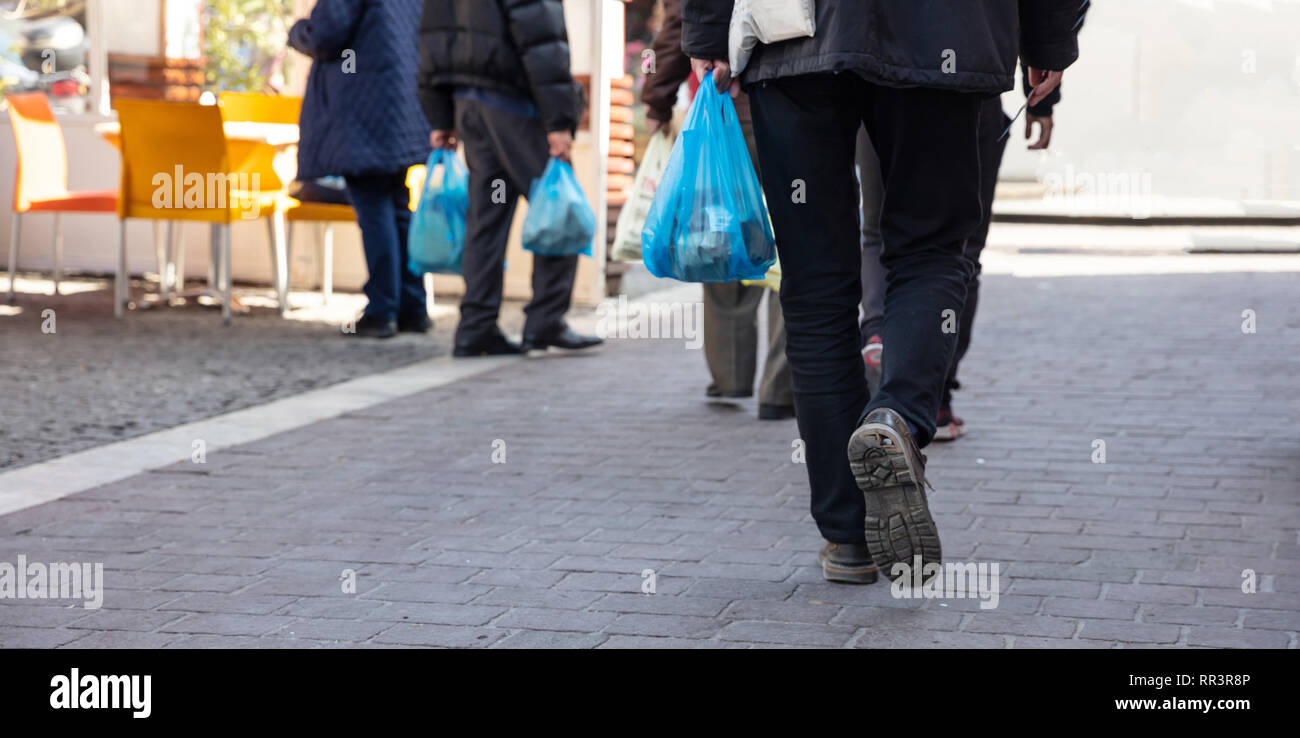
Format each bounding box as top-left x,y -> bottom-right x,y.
818,554 -> 880,585
847,421 -> 942,583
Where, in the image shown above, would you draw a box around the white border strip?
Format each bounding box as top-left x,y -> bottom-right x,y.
0,355 -> 520,517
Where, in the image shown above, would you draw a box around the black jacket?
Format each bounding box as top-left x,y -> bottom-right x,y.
682,0 -> 1084,95
418,0 -> 579,134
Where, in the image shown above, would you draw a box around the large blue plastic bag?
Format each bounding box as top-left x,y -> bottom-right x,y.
641,71 -> 776,283
407,148 -> 469,275
522,158 -> 596,257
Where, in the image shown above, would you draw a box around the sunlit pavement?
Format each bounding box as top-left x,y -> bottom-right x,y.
1,245 -> 1297,648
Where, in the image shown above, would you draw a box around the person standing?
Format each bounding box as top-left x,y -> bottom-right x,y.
290,0 -> 433,339
417,0 -> 603,357
641,0 -> 793,420
682,0 -> 1082,583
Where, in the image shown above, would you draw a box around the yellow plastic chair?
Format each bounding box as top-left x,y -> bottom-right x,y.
6,92 -> 118,300
216,92 -> 304,313
219,91 -> 351,306
115,99 -> 288,324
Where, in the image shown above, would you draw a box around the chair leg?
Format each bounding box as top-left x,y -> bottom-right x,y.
221,224 -> 232,327
115,220 -> 126,318
321,223 -> 334,307
208,224 -> 219,289
53,213 -> 63,296
153,220 -> 168,299
271,211 -> 289,316
7,213 -> 20,303
172,222 -> 185,295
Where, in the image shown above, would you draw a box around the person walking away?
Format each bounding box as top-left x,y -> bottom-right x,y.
290,0 -> 433,339
417,0 -> 603,357
642,0 -> 794,420
859,63 -> 1068,442
682,0 -> 1082,584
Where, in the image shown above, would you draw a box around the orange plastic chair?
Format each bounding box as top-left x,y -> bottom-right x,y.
6,92 -> 118,301
115,99 -> 288,323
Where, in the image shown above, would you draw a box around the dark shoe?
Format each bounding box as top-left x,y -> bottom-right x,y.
817,541 -> 879,584
351,314 -> 397,339
758,403 -> 795,420
861,333 -> 883,400
453,330 -> 524,357
521,324 -> 603,355
933,405 -> 965,442
706,384 -> 753,399
847,407 -> 942,584
397,312 -> 433,333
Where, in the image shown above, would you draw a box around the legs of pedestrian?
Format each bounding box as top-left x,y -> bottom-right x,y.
702,281 -> 763,398
345,171 -> 429,339
856,125 -> 886,401
757,289 -> 795,420
936,97 -> 1011,441
751,72 -> 982,583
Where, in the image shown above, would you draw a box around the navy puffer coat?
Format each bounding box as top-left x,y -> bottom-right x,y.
289,0 -> 431,179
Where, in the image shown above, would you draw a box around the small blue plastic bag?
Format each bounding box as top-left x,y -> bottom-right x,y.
522,158 -> 596,257
641,71 -> 776,283
407,148 -> 469,275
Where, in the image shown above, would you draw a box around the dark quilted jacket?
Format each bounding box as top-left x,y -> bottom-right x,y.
682,0 -> 1084,95
289,0 -> 431,179
417,0 -> 579,134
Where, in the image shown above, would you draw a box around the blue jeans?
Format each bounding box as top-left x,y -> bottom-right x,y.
345,171 -> 427,322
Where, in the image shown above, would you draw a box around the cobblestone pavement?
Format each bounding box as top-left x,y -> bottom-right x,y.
0,275 -> 467,470
0,266 -> 1297,648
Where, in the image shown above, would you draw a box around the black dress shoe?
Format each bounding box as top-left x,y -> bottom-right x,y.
398,312 -> 433,333
351,314 -> 397,339
521,325 -> 603,354
758,403 -> 796,420
706,384 -> 753,399
453,331 -> 524,357
817,541 -> 879,584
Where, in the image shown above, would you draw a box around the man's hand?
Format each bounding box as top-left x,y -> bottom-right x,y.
689,57 -> 740,97
1025,67 -> 1063,108
431,130 -> 457,150
548,130 -> 573,162
1025,114 -> 1053,150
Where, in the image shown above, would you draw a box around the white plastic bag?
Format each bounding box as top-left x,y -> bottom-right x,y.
611,129 -> 674,262
730,0 -> 817,76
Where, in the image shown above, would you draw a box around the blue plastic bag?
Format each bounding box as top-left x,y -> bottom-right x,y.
641,71 -> 776,283
407,148 -> 469,275
522,158 -> 596,257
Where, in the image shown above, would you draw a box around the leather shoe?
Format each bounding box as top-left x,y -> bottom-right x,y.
398,312 -> 433,333
817,541 -> 879,584
350,314 -> 396,339
847,407 -> 941,584
453,330 -> 524,357
521,324 -> 603,354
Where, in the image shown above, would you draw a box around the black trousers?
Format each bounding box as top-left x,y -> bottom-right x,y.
749,73 -> 982,543
943,97 -> 1011,407
455,98 -> 578,344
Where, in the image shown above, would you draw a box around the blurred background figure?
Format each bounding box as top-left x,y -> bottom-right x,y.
418,0 -> 602,357
289,0 -> 432,339
641,0 -> 793,420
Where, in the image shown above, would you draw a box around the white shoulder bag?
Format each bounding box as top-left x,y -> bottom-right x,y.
729,0 -> 817,76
